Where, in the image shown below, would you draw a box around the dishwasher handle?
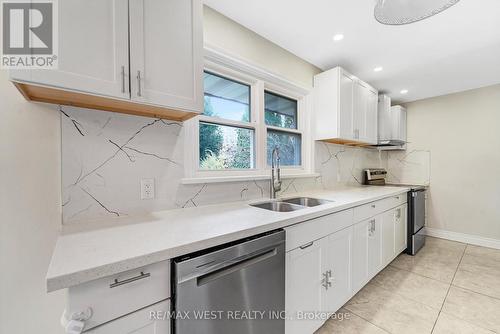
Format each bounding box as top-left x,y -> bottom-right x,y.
196,248 -> 278,287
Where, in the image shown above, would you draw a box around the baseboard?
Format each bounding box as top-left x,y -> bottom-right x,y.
424,227 -> 500,250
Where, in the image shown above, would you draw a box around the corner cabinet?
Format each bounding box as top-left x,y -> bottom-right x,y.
314,67 -> 378,145
10,0 -> 203,121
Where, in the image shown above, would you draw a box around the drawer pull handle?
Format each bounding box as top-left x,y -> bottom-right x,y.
299,241 -> 314,249
110,271 -> 150,288
371,204 -> 376,208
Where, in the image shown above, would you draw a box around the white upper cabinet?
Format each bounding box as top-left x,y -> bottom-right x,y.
314,67 -> 378,145
129,0 -> 203,112
365,88 -> 379,144
13,0 -> 130,99
10,0 -> 203,121
338,72 -> 355,140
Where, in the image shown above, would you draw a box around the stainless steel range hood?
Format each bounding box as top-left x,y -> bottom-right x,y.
374,95 -> 407,150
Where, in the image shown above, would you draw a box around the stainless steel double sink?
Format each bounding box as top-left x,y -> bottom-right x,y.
250,197 -> 333,212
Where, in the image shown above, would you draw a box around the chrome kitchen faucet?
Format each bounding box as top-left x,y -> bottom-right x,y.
270,147 -> 282,199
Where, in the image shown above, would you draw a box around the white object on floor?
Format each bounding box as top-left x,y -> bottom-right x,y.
61,308 -> 92,334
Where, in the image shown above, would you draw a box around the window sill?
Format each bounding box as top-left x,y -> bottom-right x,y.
181,172 -> 321,185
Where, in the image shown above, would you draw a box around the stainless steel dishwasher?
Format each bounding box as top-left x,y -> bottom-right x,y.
173,230 -> 285,334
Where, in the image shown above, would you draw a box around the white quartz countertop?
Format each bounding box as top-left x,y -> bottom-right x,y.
46,186 -> 410,292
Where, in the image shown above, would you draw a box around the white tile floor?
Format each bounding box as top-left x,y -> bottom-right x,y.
316,237 -> 500,334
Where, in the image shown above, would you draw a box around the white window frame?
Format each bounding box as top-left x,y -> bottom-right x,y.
182,47 -> 315,184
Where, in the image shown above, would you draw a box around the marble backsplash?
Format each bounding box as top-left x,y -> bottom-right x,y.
61,106 -> 388,224
386,149 -> 431,185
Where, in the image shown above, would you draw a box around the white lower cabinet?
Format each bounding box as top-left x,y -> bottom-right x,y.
323,227 -> 352,313
285,225 -> 352,334
367,215 -> 383,278
86,300 -> 170,334
381,209 -> 396,266
381,204 -> 408,266
394,204 -> 408,254
351,215 -> 383,294
285,239 -> 324,334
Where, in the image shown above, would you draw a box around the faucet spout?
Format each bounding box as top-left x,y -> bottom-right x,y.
270,147 -> 282,199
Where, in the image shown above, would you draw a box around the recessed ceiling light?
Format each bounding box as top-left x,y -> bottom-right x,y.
333,34 -> 344,41
374,66 -> 383,72
400,89 -> 409,94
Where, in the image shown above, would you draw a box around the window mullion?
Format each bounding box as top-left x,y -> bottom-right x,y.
198,116 -> 256,130
254,80 -> 266,173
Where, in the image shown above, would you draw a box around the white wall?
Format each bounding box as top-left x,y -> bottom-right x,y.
395,84 -> 500,242
0,69 -> 66,333
204,6 -> 321,89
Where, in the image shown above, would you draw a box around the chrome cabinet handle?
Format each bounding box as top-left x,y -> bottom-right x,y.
396,208 -> 401,219
299,241 -> 314,250
110,271 -> 150,288
137,70 -> 142,97
121,66 -> 126,93
322,271 -> 331,289
368,219 -> 376,235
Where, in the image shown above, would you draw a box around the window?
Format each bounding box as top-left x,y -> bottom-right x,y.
184,59 -> 312,182
264,91 -> 301,166
200,72 -> 254,170
265,91 -> 297,129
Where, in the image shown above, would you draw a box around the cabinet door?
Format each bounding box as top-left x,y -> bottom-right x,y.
286,241 -> 324,334
394,204 -> 408,254
351,220 -> 369,294
29,0 -> 130,99
323,227 -> 352,314
381,210 -> 396,266
353,81 -> 367,141
129,0 -> 203,113
339,72 -> 355,140
367,215 -> 382,279
86,300 -> 170,334
365,88 -> 378,144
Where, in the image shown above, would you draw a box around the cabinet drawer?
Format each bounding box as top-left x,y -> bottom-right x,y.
68,260 -> 170,331
285,209 -> 353,252
353,194 -> 407,222
86,299 -> 170,334
387,193 -> 407,208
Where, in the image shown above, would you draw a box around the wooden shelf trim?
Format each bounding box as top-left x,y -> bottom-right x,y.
13,82 -> 199,122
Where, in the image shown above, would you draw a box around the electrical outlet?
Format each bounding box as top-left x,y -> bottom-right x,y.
140,178 -> 155,200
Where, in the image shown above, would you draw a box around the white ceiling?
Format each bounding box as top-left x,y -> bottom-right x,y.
204,0 -> 500,103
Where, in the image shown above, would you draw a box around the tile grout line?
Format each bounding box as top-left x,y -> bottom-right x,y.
450,244 -> 500,302
368,277 -> 442,311
451,284 -> 500,302
388,263 -> 455,285
341,307 -> 392,334
430,244 -> 467,333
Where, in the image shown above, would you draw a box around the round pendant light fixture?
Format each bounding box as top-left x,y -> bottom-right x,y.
374,0 -> 461,25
